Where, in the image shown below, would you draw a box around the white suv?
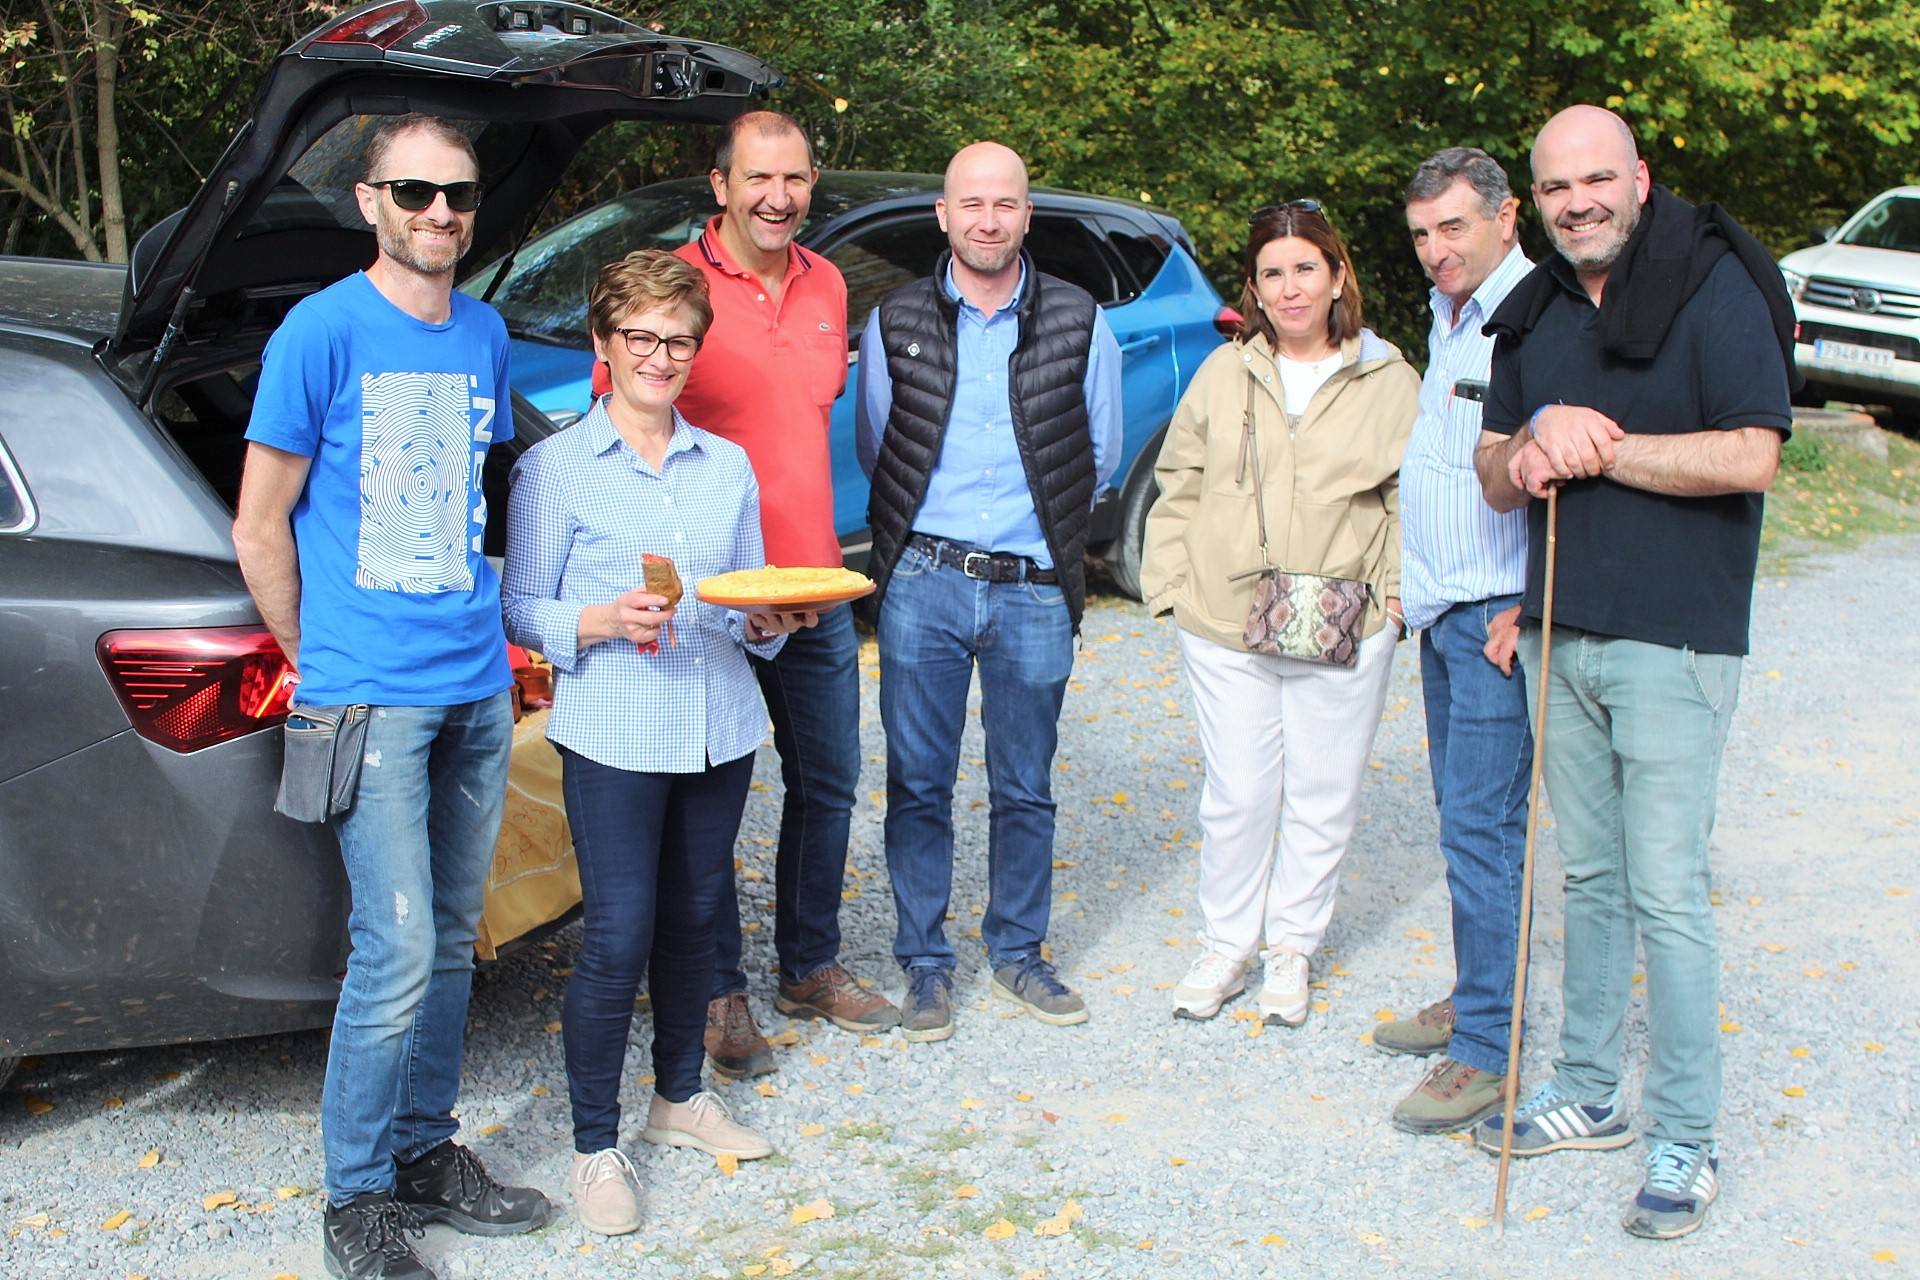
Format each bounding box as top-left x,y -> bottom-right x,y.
1778,187 -> 1920,421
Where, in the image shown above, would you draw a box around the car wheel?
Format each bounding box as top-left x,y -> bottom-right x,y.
1790,379 -> 1829,410
1104,433 -> 1165,601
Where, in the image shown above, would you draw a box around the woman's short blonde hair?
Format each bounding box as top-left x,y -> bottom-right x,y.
587,250 -> 713,343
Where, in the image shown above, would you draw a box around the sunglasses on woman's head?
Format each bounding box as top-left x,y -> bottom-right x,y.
367,178 -> 485,213
1248,198 -> 1325,224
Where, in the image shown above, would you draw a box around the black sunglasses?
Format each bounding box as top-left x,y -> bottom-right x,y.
368,178 -> 485,213
1248,198 -> 1326,224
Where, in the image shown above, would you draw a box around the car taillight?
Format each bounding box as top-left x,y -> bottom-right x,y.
97,627 -> 297,754
310,0 -> 428,49
1214,306 -> 1243,340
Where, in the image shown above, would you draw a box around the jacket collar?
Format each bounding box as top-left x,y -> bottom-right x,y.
694,214 -> 814,281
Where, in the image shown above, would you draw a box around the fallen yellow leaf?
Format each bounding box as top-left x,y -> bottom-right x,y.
954,1184 -> 979,1199
1152,980 -> 1175,990
1260,1232 -> 1287,1246
1802,967 -> 1826,979
1374,1008 -> 1396,1022
1721,1021 -> 1743,1033
103,1096 -> 124,1110
1034,1215 -> 1072,1237
529,1085 -> 551,1097
715,1153 -> 739,1177
576,1243 -> 593,1255
1873,1249 -> 1898,1263
1014,1091 -> 1033,1102
17,1212 -> 50,1228
275,1187 -> 304,1200
754,1081 -> 778,1098
1783,1085 -> 1807,1097
477,1124 -> 505,1137
845,1083 -> 864,1096
1524,1205 -> 1550,1222
136,1150 -> 160,1169
1137,1238 -> 1155,1250
544,1020 -> 562,1033
789,1197 -> 834,1226
1402,927 -> 1433,941
1460,1215 -> 1488,1229
1312,1000 -> 1331,1013
100,1210 -> 130,1231
1356,1229 -> 1387,1244
1791,1046 -> 1811,1058
202,1191 -> 239,1212
984,1217 -> 1017,1240
959,1096 -> 980,1110
1169,1156 -> 1188,1167
1889,887 -> 1911,897
799,1122 -> 827,1137
744,1266 -> 768,1277
1760,943 -> 1788,953
809,1053 -> 830,1066
1105,1112 -> 1127,1124
768,1028 -> 801,1047
1865,1042 -> 1886,1053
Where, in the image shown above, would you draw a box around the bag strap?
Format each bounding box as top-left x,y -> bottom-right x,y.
1241,372 -> 1274,569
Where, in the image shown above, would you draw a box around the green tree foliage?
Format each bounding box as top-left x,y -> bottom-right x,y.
4,0 -> 1915,357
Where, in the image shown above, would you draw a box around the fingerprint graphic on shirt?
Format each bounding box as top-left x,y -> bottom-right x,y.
355,371 -> 475,593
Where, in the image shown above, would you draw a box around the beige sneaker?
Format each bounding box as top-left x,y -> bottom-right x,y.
569,1148 -> 641,1236
1258,947 -> 1309,1026
1171,949 -> 1247,1020
641,1090 -> 773,1159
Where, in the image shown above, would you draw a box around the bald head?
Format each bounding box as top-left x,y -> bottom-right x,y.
1530,105 -> 1638,180
1528,105 -> 1651,286
937,141 -> 1032,282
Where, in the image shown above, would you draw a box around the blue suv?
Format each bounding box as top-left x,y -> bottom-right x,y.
463,172 -> 1232,596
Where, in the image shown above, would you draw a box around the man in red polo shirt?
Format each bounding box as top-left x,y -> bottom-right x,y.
595,111 -> 899,1075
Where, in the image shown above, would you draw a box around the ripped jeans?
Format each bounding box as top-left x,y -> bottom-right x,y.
318,691 -> 513,1206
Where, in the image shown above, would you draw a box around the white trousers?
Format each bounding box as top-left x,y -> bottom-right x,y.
1177,625 -> 1397,959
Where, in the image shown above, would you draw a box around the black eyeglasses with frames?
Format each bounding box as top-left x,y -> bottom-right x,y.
612,328 -> 702,362
1248,198 -> 1326,224
366,178 -> 485,213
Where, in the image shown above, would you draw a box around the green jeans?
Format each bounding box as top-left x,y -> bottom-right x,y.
1522,625 -> 1741,1143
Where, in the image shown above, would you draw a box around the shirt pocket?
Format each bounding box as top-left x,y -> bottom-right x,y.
799,325 -> 848,407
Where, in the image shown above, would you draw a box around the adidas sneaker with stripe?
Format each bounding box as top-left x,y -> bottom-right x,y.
1474,1080 -> 1633,1157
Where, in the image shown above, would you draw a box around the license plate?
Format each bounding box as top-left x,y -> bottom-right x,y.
1814,338 -> 1896,369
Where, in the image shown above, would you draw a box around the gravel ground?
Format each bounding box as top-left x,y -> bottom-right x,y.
3,540 -> 1916,1279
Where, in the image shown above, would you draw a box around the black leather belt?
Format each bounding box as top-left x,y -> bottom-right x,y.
907,533 -> 1059,584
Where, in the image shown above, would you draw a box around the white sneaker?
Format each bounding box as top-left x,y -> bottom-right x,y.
1171,950 -> 1247,1020
1258,947 -> 1309,1026
570,1147 -> 642,1235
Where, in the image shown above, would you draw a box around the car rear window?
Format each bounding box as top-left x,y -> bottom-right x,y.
0,435 -> 32,533
462,185 -> 716,343
1841,196 -> 1920,253
1101,219 -> 1171,294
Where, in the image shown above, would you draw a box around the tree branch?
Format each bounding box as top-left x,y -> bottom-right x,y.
0,161 -> 104,259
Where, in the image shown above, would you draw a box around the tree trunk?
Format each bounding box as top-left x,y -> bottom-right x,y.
92,0 -> 128,263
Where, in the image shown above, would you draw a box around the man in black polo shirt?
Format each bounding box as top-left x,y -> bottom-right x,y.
1471,105 -> 1792,1241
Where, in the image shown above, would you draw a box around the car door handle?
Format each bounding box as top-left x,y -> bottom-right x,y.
1118,334 -> 1162,354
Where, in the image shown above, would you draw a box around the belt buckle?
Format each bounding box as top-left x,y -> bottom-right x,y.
961,550 -> 992,580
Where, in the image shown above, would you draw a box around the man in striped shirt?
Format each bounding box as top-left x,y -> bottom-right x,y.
1379,147 -> 1535,1136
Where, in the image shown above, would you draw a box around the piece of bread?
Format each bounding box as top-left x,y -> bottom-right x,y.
642,553 -> 683,606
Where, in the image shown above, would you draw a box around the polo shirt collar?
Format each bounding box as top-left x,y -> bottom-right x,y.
942,256 -> 1028,317
582,396 -> 702,461
695,214 -> 812,281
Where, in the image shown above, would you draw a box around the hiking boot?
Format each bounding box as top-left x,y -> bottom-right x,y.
1171,950 -> 1247,1021
899,966 -> 955,1043
1373,996 -> 1454,1057
991,955 -> 1089,1026
641,1090 -> 773,1159
1391,1058 -> 1505,1135
393,1140 -> 551,1236
774,963 -> 900,1033
569,1148 -> 642,1236
322,1191 -> 433,1279
704,992 -> 776,1079
1257,947 -> 1309,1027
1474,1080 -> 1633,1157
1623,1140 -> 1720,1239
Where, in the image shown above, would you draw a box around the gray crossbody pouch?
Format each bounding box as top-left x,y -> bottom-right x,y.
274,703 -> 371,824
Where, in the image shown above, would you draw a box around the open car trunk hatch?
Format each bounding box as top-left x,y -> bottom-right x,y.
105,0 -> 778,405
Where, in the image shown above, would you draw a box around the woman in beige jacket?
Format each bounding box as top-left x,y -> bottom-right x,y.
1142,201 -> 1419,1026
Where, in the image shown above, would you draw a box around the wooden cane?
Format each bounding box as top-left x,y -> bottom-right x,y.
1493,483 -> 1557,1238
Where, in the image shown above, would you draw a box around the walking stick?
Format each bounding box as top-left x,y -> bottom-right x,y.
1493,483 -> 1557,1238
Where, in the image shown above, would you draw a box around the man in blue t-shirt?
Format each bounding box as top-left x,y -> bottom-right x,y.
233,114 -> 550,1279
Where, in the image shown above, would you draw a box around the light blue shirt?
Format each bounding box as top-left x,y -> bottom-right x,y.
501,398 -> 783,774
1399,246 -> 1533,632
855,260 -> 1123,567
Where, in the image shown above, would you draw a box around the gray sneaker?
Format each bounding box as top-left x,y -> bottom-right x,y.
1622,1141 -> 1719,1239
1475,1080 -> 1633,1157
899,966 -> 955,1043
990,956 -> 1088,1026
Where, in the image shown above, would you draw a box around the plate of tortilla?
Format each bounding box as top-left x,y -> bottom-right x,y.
696,565 -> 876,613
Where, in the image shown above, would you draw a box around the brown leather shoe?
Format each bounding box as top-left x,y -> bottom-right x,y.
1372,995 -> 1454,1057
773,963 -> 901,1033
703,992 -> 775,1078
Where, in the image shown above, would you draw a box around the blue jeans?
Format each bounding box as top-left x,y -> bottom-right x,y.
877,543 -> 1075,971
713,603 -> 861,994
1523,626 -> 1740,1143
1419,596 -> 1533,1075
559,746 -> 750,1153
320,692 -> 513,1207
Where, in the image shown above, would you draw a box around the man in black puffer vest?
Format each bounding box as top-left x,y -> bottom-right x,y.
855,141 -> 1122,1045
